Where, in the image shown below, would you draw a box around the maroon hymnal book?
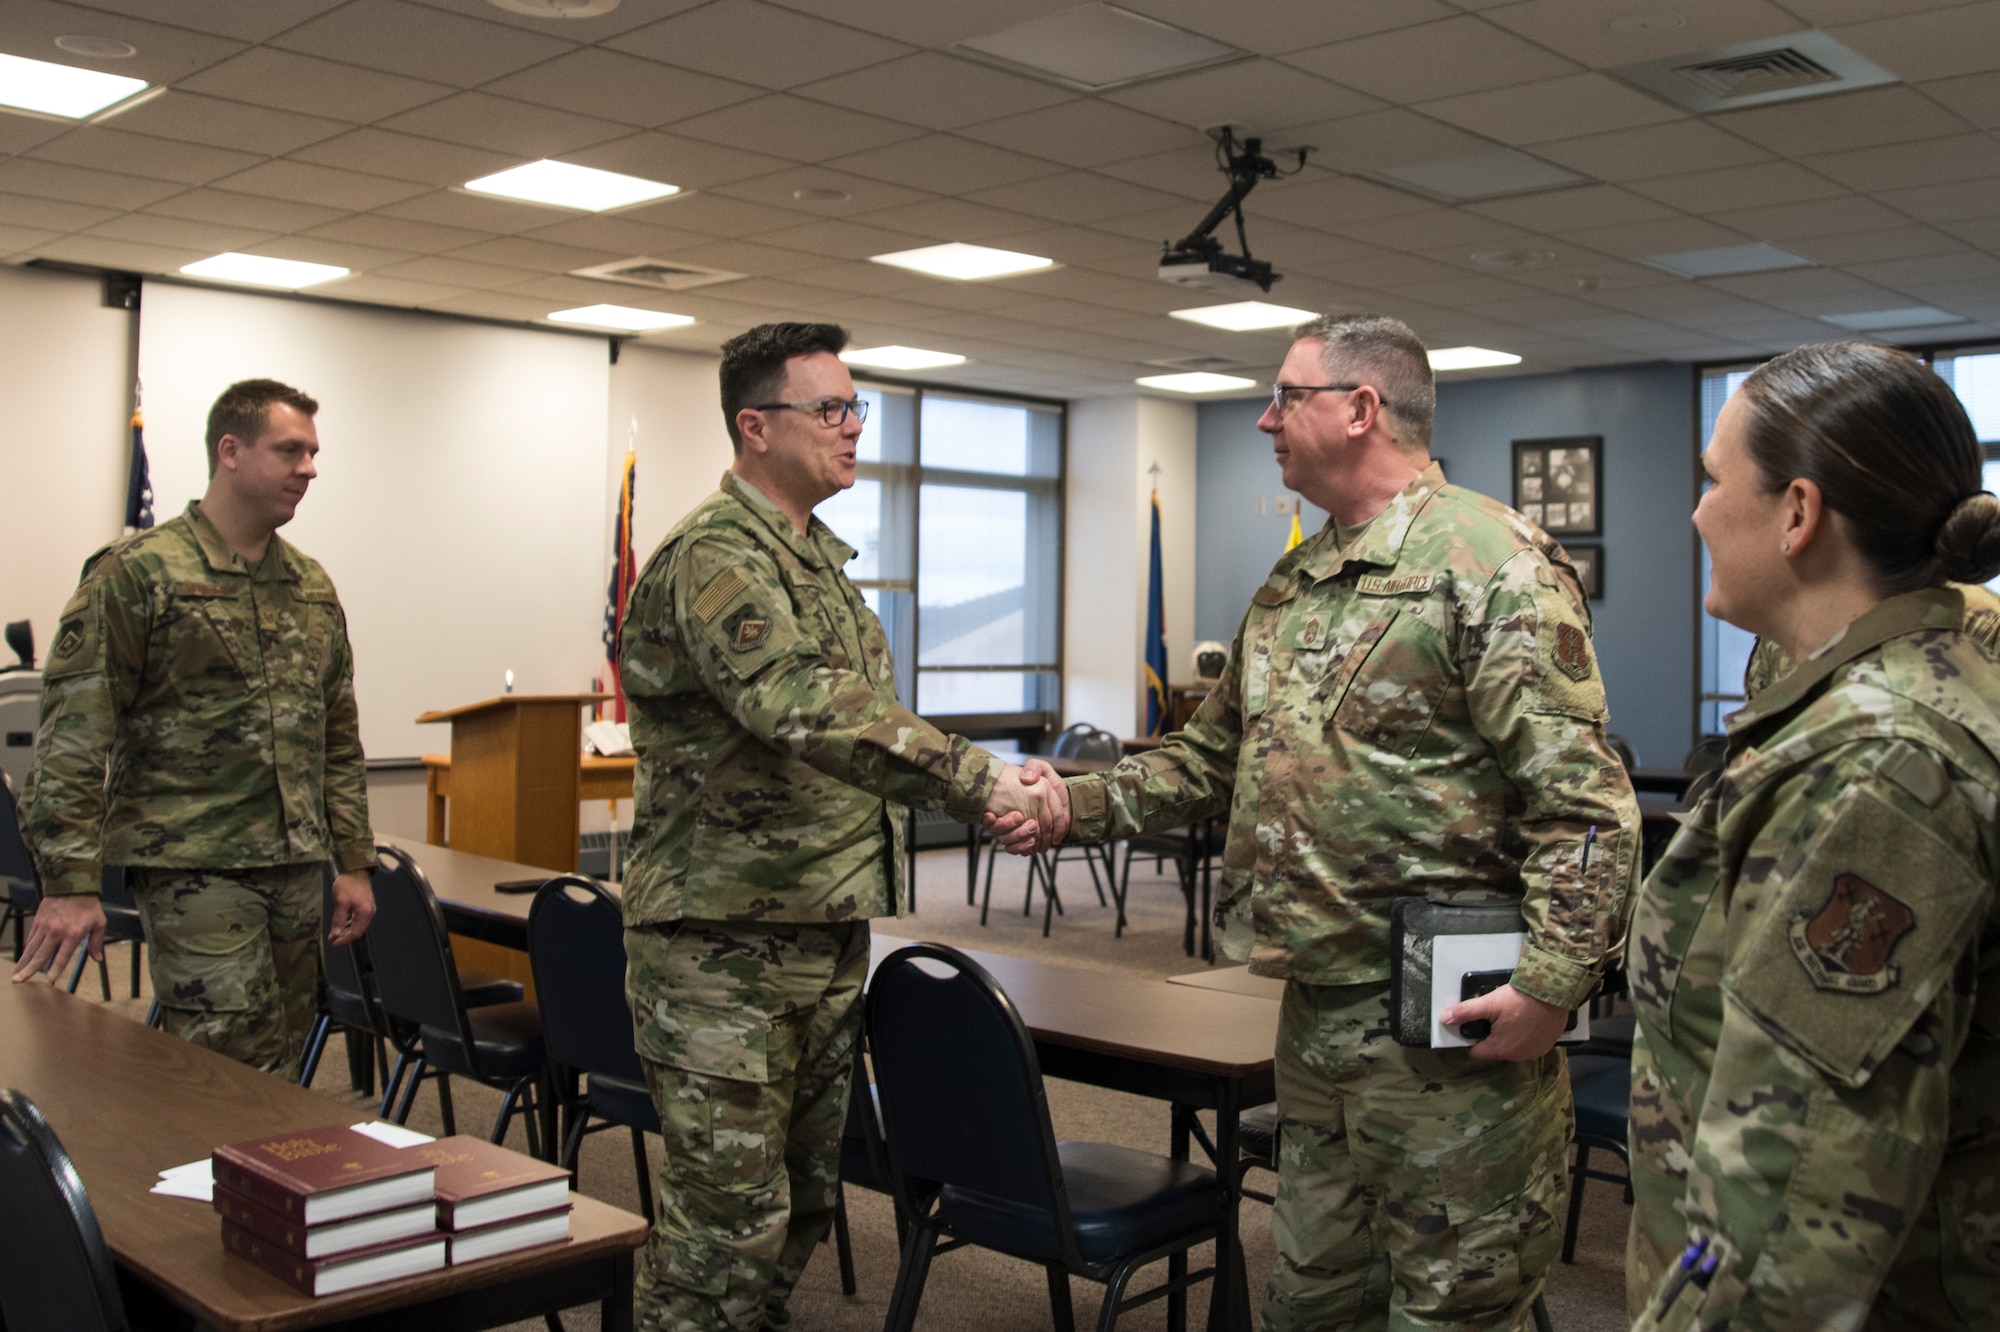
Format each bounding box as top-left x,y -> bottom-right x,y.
212,1125 -> 436,1225
404,1135 -> 570,1230
213,1186 -> 438,1260
220,1220 -> 446,1296
445,1205 -> 574,1265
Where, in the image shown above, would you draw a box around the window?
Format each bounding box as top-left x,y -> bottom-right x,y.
814,382 -> 1063,722
1930,350 -> 2000,599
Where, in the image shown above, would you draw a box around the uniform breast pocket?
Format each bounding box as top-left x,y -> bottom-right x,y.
161,589 -> 250,689
782,572 -> 848,668
1328,613 -> 1443,756
287,589 -> 341,681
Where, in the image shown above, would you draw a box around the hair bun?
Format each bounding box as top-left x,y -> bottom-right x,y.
1935,490 -> 2000,585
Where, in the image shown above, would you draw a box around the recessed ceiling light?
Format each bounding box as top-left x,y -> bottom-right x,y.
1169,301 -> 1316,332
840,345 -> 967,370
465,160 -> 678,212
0,51 -> 146,119
1821,306 -> 1963,332
547,304 -> 695,331
54,35 -> 137,59
794,187 -> 852,203
1374,149 -> 1583,202
180,253 -> 349,289
870,242 -> 1055,281
1471,248 -> 1559,270
1137,372 -> 1257,394
1428,347 -> 1522,371
488,0 -> 623,17
1640,242 -> 1813,278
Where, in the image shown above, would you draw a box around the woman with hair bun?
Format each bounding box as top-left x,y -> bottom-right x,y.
1627,341 -> 2000,1331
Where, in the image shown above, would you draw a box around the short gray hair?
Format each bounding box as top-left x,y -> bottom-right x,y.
1292,313 -> 1435,451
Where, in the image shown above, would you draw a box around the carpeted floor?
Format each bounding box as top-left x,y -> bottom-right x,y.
76,842 -> 1633,1331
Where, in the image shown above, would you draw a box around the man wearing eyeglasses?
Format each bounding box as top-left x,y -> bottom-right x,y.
616,321 -> 1064,1332
1004,314 -> 1639,1330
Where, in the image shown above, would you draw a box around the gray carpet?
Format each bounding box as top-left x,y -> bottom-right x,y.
79,842 -> 1631,1330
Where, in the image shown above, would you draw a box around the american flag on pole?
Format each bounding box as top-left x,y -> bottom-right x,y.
125,404 -> 154,532
602,439 -> 637,722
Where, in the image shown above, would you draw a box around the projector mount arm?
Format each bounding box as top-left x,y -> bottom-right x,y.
1161,128 -> 1310,293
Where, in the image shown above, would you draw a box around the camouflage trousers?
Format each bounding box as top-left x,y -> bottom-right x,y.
129,864 -> 322,1080
625,917 -> 868,1332
1264,980 -> 1572,1332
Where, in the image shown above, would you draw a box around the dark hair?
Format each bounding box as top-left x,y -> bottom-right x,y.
1738,341 -> 2000,593
1293,312 -> 1436,450
205,378 -> 318,476
718,322 -> 848,451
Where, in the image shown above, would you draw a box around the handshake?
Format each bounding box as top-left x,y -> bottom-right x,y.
981,760 -> 1071,855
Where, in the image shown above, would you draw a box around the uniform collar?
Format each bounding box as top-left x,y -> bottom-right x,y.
1727,586 -> 1967,735
719,471 -> 856,571
184,500 -> 298,581
1295,461 -> 1445,586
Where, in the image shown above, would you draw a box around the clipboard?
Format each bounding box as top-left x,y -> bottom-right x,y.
1388,897 -> 1591,1048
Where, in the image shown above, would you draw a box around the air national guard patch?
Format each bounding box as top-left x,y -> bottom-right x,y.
1554,623 -> 1592,681
734,618 -> 771,649
1788,872 -> 1917,994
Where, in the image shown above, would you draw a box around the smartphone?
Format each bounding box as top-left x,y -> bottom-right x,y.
493,878 -> 545,894
1456,969 -> 1582,1042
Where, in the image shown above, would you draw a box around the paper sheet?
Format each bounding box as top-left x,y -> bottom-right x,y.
147,1121 -> 434,1202
1429,932 -> 1591,1048
350,1120 -> 435,1149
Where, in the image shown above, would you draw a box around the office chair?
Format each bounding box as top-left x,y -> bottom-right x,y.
1563,1053 -> 1633,1265
0,1090 -> 130,1332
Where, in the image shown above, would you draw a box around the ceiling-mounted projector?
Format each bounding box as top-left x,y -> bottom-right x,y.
1158,129 -> 1309,296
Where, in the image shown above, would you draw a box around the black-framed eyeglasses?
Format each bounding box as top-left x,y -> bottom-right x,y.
1269,383 -> 1390,414
753,397 -> 870,427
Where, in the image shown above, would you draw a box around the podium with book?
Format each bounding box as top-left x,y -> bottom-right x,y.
415,694 -> 608,873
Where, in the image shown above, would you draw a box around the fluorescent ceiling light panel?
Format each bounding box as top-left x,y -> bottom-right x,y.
840,345 -> 967,370
960,3 -> 1236,91
465,160 -> 679,212
1374,149 -> 1582,202
1137,372 -> 1256,394
1170,301 -> 1316,332
1821,306 -> 1963,331
1428,347 -> 1522,372
180,253 -> 349,289
547,304 -> 695,331
0,51 -> 147,119
869,242 -> 1054,281
1641,242 -> 1813,278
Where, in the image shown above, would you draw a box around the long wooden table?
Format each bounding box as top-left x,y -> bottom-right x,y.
0,979 -> 646,1332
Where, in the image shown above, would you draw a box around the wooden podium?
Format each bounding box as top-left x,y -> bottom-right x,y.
415,694 -> 607,872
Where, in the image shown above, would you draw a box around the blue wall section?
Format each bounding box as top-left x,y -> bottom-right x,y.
1194,362 -> 1698,766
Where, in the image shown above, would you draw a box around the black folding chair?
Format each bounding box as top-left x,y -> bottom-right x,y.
368,844 -> 550,1157
1115,820 -> 1220,961
0,771 -> 40,961
0,1090 -> 130,1332
65,867 -> 145,1007
1563,1053 -> 1634,1265
869,942 -> 1219,1331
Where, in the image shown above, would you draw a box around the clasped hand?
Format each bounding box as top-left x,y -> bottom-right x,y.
981,760 -> 1071,855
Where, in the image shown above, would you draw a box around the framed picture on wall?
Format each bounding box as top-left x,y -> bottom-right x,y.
1566,543 -> 1603,601
1513,435 -> 1602,537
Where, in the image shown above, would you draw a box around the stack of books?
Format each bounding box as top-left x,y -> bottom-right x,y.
211,1126 -> 575,1296
212,1126 -> 444,1296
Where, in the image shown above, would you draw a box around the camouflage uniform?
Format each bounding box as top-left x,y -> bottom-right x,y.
20,501 -> 371,1076
619,472 -> 1004,1332
1627,587 -> 2000,1331
1741,581 -> 2000,700
1062,463 -> 1640,1331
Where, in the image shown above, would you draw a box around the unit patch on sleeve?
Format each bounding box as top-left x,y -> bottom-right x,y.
1553,623 -> 1592,681
733,617 -> 771,649
691,568 -> 747,623
1788,872 -> 1917,994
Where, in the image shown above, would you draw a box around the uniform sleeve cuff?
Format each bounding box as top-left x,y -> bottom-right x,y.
334,842 -> 378,875
1510,944 -> 1598,1011
941,746 -> 1007,824
36,860 -> 103,897
1063,776 -> 1108,844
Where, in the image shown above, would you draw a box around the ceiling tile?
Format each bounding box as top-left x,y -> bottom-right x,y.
1388,272 -> 1538,306
515,213 -> 709,254
0,0 -> 245,84
642,237 -> 829,274
1711,84 -> 1973,158
1468,184 -> 1678,232
1831,3 -> 2000,80
63,0 -> 346,42
0,224 -> 61,256
1333,208 -> 1541,251
0,115 -> 66,157
794,53 -> 1074,131
967,171 -> 1188,224
1788,223 -> 1967,263
271,0 -> 576,85
290,129 -> 517,187
1121,0 -> 1456,53
27,127 -> 261,186
753,218 -> 940,259
988,223 -> 1159,267
410,0 -> 706,41
381,92 -> 634,158
374,255 -> 529,289
0,157 -> 181,209
0,190 -> 116,230
445,235 -> 626,271
1803,132 -> 2000,191
1626,161 -> 1848,213
827,135 -> 1062,193
1706,265 -> 1899,302
620,192 -> 808,237
1095,145 -> 1261,201
423,289 -> 571,322
482,48 -> 761,129
1918,68 -> 2000,127
1936,215 -> 2000,248
959,100 -> 1197,169
1282,15 -> 1580,104
177,47 -> 454,122
84,213 -> 274,252
1104,60 -> 1381,132
1852,249 -> 2000,286
1481,0 -> 1802,68
246,235 -> 416,269
314,273 -> 473,306
1868,174 -> 2000,220
1532,119 -> 1772,181
1251,175 -> 1436,227
213,159 -> 431,210
1265,108 -> 1494,175
708,165 -> 932,215
606,0 -> 910,91
567,131 -> 794,189
147,187 -> 345,231
1420,73 -> 1684,145
304,212 -> 489,251
846,195 -> 1051,241
669,94 -> 923,160
109,91 -> 349,156
34,235 -> 206,272
1708,193 -> 1914,239
1560,215 -> 1752,257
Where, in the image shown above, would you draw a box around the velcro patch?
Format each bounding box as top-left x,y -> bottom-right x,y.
733,618 -> 771,649
1554,623 -> 1592,680
691,569 -> 746,623
1296,615 -> 1326,650
53,624 -> 83,659
1789,873 -> 1917,995
1356,573 -> 1436,596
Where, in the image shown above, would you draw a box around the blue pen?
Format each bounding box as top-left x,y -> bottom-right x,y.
1656,1236 -> 1710,1316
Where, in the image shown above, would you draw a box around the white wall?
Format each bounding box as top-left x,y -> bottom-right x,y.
1063,396 -> 1196,736
0,266 -> 136,662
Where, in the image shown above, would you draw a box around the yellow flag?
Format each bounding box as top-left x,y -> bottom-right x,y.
1285,510 -> 1304,551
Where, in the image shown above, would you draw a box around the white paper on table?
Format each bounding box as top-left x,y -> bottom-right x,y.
151,1159 -> 213,1201
351,1120 -> 435,1148
1428,932 -> 1591,1048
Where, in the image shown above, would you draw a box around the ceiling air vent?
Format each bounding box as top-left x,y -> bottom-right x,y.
1612,31 -> 1894,113
569,257 -> 744,292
